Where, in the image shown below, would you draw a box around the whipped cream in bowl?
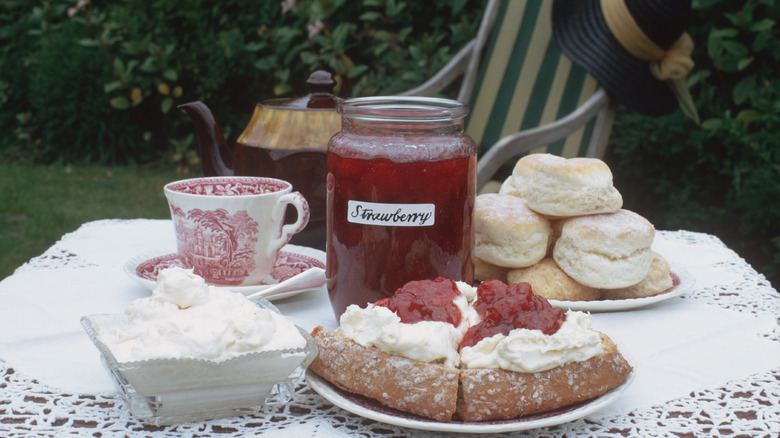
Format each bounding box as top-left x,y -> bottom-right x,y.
81,267 -> 317,425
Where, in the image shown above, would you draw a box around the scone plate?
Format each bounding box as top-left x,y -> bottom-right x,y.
306,369 -> 635,433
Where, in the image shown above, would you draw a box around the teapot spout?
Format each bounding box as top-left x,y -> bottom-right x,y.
178,101 -> 234,176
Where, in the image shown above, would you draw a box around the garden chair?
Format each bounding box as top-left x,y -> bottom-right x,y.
402,0 -> 617,191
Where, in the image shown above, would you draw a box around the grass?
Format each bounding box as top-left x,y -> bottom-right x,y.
0,164 -> 185,280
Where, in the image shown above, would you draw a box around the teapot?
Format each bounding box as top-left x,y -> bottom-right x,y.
178,71 -> 341,250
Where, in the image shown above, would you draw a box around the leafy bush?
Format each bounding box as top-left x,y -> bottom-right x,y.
1,1 -> 157,164
0,0 -> 484,166
606,0 -> 780,284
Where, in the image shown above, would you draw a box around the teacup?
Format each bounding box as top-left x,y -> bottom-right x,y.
164,176 -> 310,286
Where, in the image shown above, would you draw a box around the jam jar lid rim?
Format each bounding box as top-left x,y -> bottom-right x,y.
337,96 -> 468,121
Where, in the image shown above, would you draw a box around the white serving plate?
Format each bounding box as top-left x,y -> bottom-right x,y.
306,365 -> 635,434
548,264 -> 695,312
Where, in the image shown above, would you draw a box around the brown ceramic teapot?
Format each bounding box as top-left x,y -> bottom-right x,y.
178,71 -> 341,250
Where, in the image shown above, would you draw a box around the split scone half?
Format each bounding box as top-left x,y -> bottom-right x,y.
309,278 -> 633,422
310,327 -> 460,422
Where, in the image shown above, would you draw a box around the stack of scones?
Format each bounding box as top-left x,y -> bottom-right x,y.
475,154 -> 675,301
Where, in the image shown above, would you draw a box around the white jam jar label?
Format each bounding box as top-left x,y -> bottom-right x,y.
347,200 -> 435,227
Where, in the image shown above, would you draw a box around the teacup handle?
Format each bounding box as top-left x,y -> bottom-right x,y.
268,191 -> 310,257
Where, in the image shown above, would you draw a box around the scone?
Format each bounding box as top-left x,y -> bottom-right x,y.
310,277 -> 472,421
458,334 -> 631,421
524,155 -> 623,217
498,153 -> 550,198
498,176 -> 520,197
553,209 -> 655,289
310,278 -> 633,422
507,258 -> 601,301
474,257 -> 509,282
475,193 -> 551,268
458,281 -> 630,421
310,327 -> 459,421
547,218 -> 565,256
601,252 -> 675,299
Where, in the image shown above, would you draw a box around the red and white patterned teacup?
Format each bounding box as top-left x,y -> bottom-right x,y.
164,176 -> 310,286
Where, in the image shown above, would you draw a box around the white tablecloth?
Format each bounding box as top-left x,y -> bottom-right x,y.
1,219 -> 779,437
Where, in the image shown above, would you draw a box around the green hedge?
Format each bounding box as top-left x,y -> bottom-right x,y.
0,0 -> 484,166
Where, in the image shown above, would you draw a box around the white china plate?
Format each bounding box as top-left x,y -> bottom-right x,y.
124,244 -> 326,300
547,264 -> 695,312
306,367 -> 635,434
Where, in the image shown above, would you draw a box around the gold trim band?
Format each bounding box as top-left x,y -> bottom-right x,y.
601,0 -> 662,61
600,0 -> 694,81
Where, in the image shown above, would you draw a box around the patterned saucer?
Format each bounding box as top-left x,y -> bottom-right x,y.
124,244 -> 325,300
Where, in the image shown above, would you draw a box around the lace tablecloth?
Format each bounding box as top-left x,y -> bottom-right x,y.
1,219 -> 779,437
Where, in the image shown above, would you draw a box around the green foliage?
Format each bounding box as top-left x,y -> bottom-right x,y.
608,0 -> 780,283
0,0 -> 485,166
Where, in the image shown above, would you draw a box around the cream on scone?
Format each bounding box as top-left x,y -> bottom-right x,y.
507,258 -> 601,301
553,209 -> 655,289
601,252 -> 674,299
475,194 -> 551,268
524,155 -> 622,217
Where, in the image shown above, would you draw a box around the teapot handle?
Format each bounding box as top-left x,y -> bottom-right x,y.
177,101 -> 234,177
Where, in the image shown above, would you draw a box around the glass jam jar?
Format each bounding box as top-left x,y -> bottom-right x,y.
326,96 -> 476,318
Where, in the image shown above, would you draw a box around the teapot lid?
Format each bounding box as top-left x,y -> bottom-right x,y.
261,70 -> 339,110
237,70 -> 341,151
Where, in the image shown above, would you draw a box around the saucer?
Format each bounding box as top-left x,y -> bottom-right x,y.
124,244 -> 326,300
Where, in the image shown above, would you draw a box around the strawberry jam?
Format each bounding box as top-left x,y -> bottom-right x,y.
326,97 -> 476,318
461,280 -> 566,348
375,277 -> 462,326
